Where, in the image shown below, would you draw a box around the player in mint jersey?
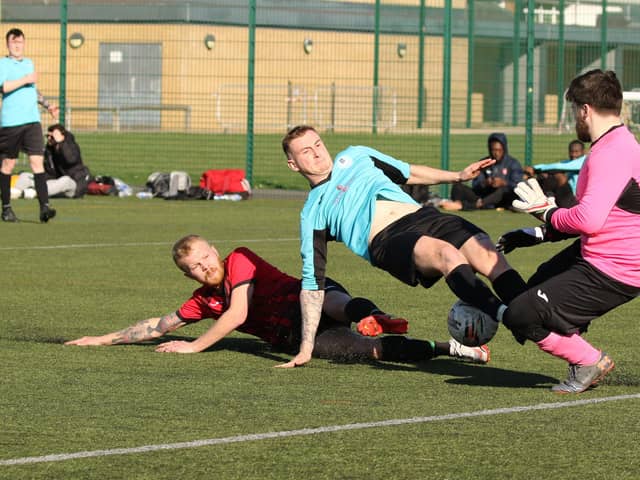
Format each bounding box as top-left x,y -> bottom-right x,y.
0,28 -> 59,223
279,125 -> 528,368
66,235 -> 490,364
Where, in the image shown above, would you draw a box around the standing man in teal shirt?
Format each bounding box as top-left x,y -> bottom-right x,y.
0,28 -> 59,222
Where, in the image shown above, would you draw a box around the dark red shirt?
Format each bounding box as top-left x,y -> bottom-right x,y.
177,247 -> 301,345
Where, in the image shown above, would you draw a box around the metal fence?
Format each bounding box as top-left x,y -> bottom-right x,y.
3,0 -> 640,190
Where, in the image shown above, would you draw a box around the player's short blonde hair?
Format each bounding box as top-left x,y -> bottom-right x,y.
172,234 -> 207,272
281,125 -> 317,157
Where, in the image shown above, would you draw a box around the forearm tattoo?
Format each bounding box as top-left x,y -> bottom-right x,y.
111,312 -> 182,344
299,290 -> 324,349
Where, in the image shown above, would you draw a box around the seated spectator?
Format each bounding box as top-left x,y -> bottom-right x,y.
440,132 -> 523,211
523,139 -> 586,208
12,124 -> 91,199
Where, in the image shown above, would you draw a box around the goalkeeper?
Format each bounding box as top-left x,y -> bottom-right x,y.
497,69 -> 640,394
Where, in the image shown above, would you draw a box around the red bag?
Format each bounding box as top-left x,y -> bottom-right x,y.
87,176 -> 117,195
199,169 -> 251,198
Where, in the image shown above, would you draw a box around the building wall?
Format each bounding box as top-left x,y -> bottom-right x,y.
4,22 -> 476,132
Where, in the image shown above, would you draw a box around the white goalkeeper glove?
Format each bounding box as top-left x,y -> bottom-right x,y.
496,226 -> 546,254
512,178 -> 558,222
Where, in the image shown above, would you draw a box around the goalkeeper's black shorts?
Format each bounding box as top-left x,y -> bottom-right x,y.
506,240 -> 640,341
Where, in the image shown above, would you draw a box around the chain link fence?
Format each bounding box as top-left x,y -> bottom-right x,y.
3,0 -> 640,191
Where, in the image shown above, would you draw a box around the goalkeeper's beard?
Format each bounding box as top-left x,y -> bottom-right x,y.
575,116 -> 591,143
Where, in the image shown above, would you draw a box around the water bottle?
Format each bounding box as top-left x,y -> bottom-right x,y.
136,191 -> 153,199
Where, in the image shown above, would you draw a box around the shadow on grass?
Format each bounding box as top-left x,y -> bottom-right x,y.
24,335 -> 640,388
362,359 -> 557,389
38,335 -> 292,363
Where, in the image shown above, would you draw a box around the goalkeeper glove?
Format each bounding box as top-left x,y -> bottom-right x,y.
496,226 -> 547,254
511,178 -> 558,222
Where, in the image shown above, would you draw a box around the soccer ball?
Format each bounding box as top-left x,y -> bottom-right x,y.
447,300 -> 499,347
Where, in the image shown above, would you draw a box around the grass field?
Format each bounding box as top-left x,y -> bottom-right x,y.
1,197 -> 639,479
54,131 -> 583,191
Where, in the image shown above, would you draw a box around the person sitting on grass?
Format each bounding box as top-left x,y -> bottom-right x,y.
522,139 -> 586,208
12,124 -> 91,199
66,234 -> 490,364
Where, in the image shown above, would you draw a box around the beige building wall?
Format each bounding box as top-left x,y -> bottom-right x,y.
2,22 -> 476,133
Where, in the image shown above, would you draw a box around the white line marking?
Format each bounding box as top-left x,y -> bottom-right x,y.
2,393 -> 638,466
0,238 -> 298,251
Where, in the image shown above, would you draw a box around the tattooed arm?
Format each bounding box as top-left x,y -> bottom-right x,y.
155,284 -> 252,354
64,312 -> 186,346
275,289 -> 324,368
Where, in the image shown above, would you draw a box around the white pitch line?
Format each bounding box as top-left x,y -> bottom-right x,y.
0,238 -> 299,252
1,393 -> 638,467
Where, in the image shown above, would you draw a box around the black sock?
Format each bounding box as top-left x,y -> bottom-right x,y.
445,264 -> 504,319
380,336 -> 435,363
33,172 -> 49,208
344,297 -> 384,323
492,269 -> 528,305
0,173 -> 11,207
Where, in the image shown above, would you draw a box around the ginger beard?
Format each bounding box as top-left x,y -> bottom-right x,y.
203,263 -> 224,288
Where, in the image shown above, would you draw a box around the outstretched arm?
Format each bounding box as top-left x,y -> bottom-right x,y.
65,312 -> 186,346
406,158 -> 495,185
155,284 -> 252,353
37,89 -> 59,120
275,289 -> 324,368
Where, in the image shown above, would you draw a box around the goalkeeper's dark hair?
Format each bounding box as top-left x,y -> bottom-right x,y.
565,69 -> 622,115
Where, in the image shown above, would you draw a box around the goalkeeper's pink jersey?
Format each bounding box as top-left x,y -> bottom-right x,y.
551,125 -> 640,287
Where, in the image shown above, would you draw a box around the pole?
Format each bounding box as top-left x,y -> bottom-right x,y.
557,0 -> 565,124
417,0 -> 426,128
440,0 -> 452,199
525,0 -> 535,166
372,0 -> 380,134
465,0 -> 475,128
58,0 -> 68,125
245,0 -> 256,186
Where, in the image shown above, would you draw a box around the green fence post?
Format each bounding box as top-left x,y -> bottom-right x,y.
372,0 -> 380,135
417,0 -> 425,129
466,0 -> 474,128
245,0 -> 256,187
557,0 -> 565,124
440,0 -> 452,199
512,0 -> 521,126
58,0 -> 68,125
600,0 -> 608,69
525,0 -> 534,167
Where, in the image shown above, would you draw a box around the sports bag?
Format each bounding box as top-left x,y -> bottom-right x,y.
199,169 -> 251,199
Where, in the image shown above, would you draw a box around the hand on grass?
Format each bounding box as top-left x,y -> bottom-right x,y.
64,336 -> 106,346
275,351 -> 312,368
155,340 -> 197,353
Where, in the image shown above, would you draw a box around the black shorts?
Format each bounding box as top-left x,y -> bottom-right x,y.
369,205 -> 485,288
0,122 -> 45,159
507,240 -> 640,341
